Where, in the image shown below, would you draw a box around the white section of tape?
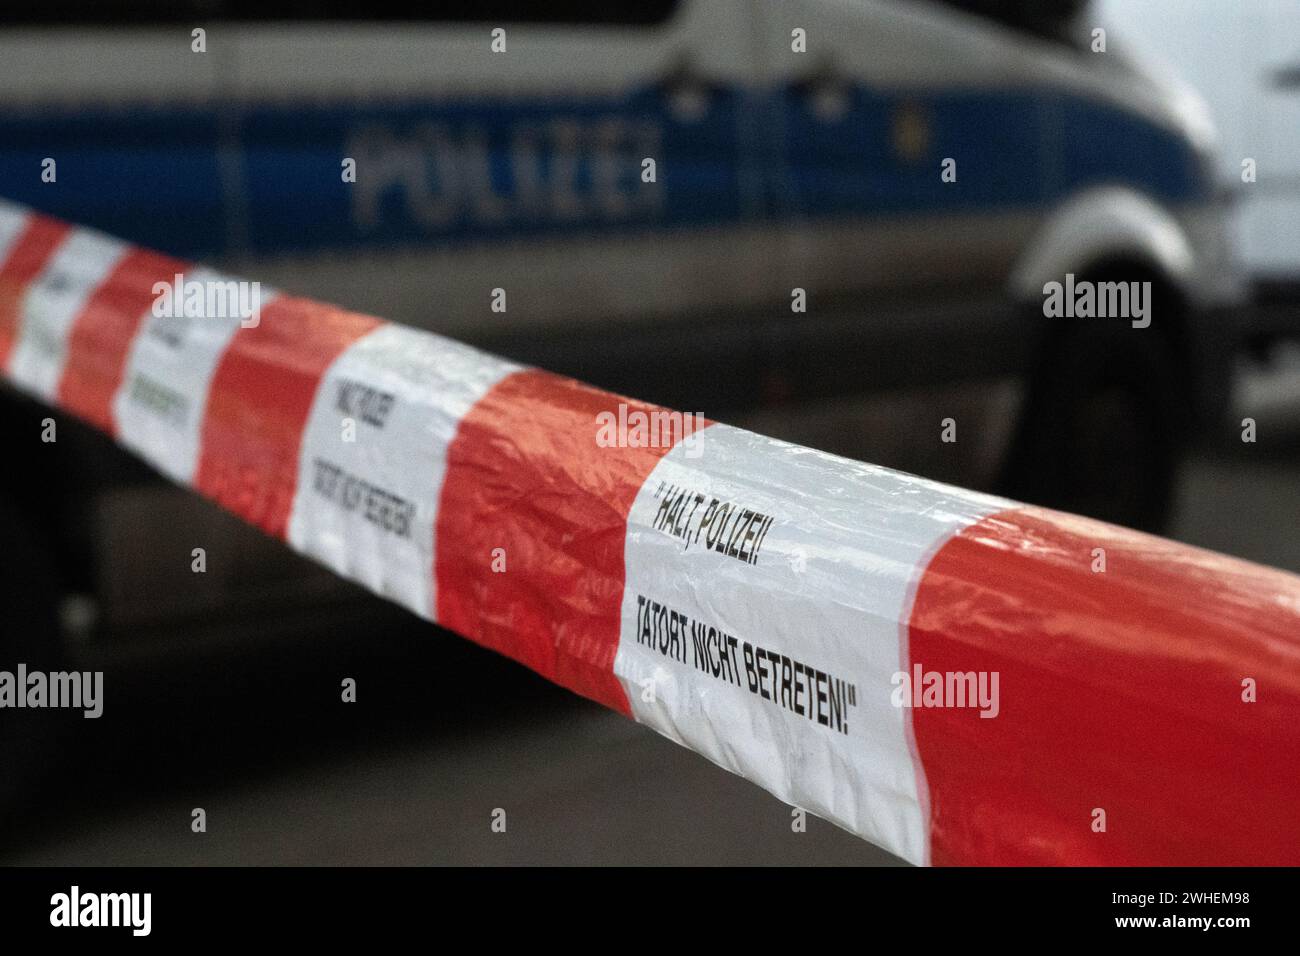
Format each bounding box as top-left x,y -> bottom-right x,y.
615,423 -> 1007,866
6,228 -> 127,399
287,323 -> 522,620
0,202 -> 29,262
112,268 -> 274,483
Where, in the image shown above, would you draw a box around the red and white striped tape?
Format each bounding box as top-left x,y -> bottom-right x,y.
2,200 -> 1298,865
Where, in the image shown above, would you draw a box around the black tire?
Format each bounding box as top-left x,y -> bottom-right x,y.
1000,317 -> 1186,534
0,496 -> 67,818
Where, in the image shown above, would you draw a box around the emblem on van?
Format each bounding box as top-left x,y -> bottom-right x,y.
891,100 -> 930,164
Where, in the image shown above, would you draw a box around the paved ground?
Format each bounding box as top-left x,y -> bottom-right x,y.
2,612 -> 900,865
4,352 -> 1297,866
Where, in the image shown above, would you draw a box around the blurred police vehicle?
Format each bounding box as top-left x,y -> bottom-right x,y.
0,0 -> 1241,782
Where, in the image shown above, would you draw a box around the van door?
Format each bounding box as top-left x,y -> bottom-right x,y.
223,0 -> 771,357
752,0 -> 1078,393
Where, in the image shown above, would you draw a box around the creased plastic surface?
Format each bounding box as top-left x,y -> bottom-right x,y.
2,199 -> 1297,865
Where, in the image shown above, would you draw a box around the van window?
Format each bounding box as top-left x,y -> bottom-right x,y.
923,0 -> 1091,44
1,1 -> 681,26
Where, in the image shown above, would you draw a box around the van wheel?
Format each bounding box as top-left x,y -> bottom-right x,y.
0,497 -> 67,819
1000,320 -> 1185,534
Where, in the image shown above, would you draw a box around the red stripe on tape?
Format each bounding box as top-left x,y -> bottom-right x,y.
0,216 -> 72,367
436,370 -> 702,714
195,298 -> 381,539
58,248 -> 185,434
908,506 -> 1300,865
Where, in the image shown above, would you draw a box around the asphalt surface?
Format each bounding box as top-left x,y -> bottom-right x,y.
3,352 -> 1298,866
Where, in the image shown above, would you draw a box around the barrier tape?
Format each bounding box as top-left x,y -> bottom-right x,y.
2,199 -> 1297,865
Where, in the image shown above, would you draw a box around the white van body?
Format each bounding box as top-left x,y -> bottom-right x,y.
0,0 -> 1243,651
0,1 -> 1238,402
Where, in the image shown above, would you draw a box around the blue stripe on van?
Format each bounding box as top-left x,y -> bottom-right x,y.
0,104 -> 225,258
0,86 -> 1206,261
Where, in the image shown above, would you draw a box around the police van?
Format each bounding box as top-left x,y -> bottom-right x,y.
0,1 -> 1242,800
